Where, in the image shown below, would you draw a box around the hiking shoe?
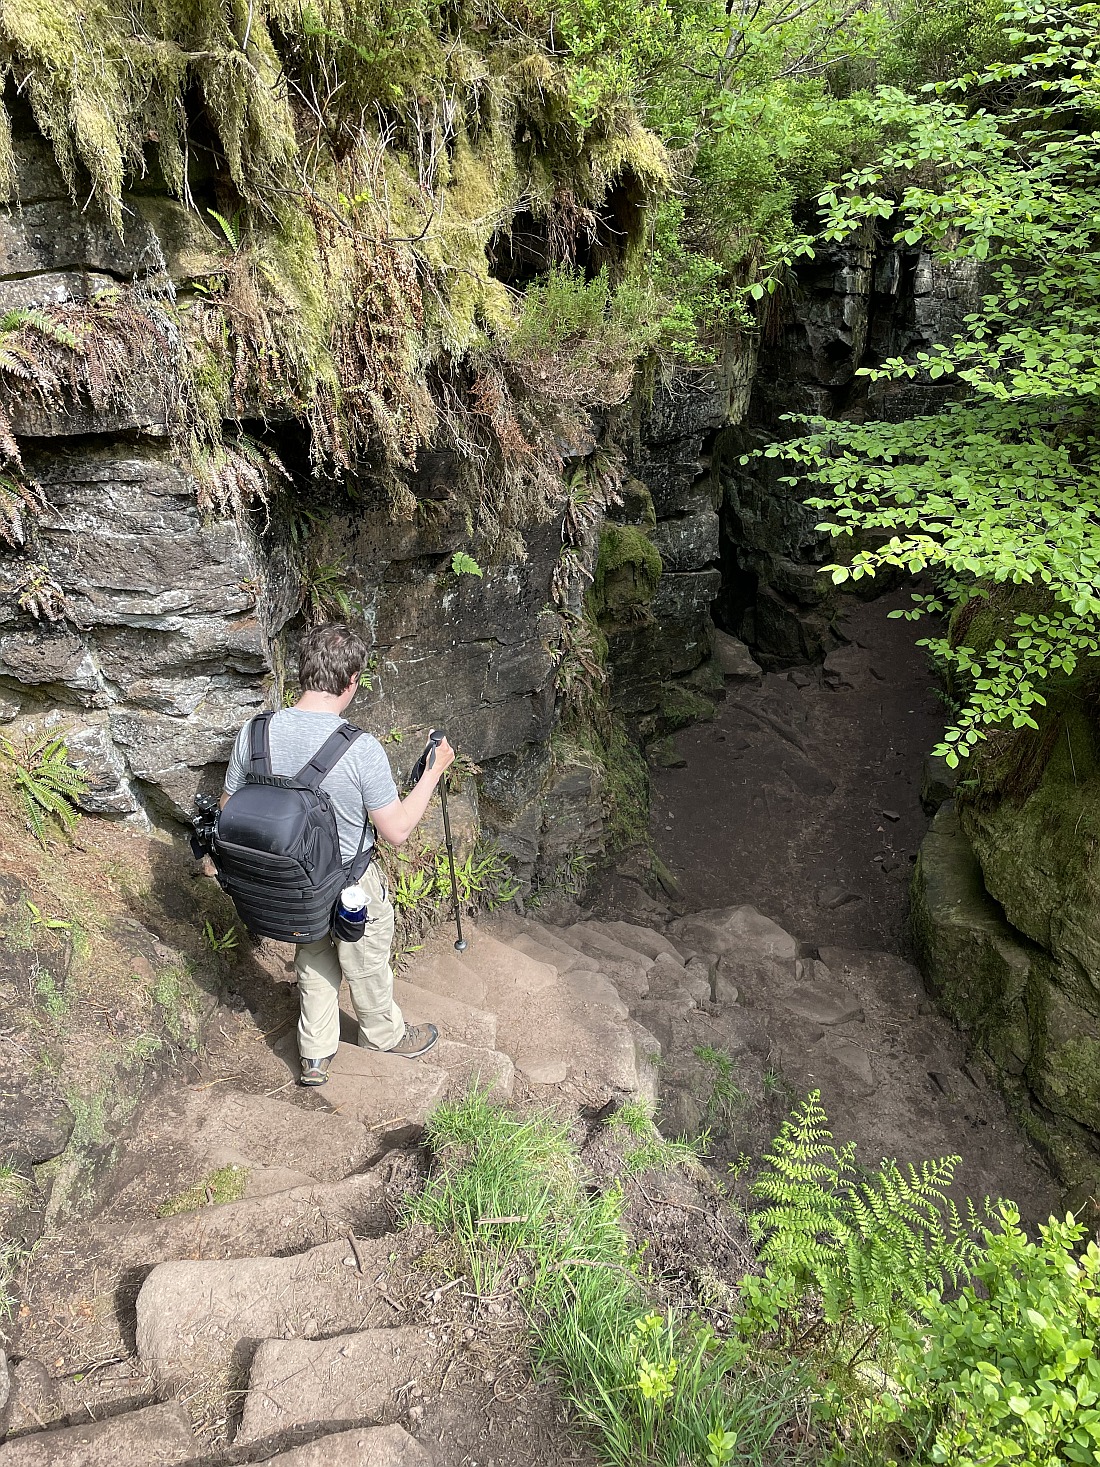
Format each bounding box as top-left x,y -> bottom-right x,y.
385,1023 -> 438,1059
299,1054 -> 334,1086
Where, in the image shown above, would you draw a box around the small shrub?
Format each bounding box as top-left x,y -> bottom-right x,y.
878,1207 -> 1100,1467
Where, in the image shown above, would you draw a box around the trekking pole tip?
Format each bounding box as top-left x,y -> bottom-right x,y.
454,938 -> 467,953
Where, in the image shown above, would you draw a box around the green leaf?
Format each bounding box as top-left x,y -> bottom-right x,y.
450,552 -> 484,579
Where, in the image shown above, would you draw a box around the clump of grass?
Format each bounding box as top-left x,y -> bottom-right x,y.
693,1046 -> 748,1138
410,1090 -> 809,1466
156,1165 -> 249,1218
151,962 -> 200,1044
0,1160 -> 33,1209
0,1236 -> 25,1321
608,1099 -> 709,1176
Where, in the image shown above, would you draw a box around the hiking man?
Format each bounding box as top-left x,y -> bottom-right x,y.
222,622 -> 455,1086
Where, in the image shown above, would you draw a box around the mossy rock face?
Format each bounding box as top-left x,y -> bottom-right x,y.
962,703 -> 1100,1006
910,803 -> 1040,1053
591,523 -> 662,623
613,477 -> 657,529
658,683 -> 716,732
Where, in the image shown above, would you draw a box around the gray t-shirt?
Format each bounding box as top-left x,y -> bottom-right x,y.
224,710 -> 398,863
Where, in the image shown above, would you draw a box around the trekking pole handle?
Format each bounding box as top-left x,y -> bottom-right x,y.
408,728 -> 448,789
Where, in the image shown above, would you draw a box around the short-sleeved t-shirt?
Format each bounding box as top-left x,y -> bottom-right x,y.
224,710 -> 398,864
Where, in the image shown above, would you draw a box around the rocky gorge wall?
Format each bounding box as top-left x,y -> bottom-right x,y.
913,710 -> 1100,1208
0,133 -> 734,894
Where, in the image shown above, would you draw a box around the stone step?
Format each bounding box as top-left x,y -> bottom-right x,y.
405,927 -> 560,1018
135,1237 -> 394,1391
241,1165 -> 319,1196
103,1169 -> 395,1275
493,974 -> 643,1093
338,979 -> 497,1051
393,978 -> 497,1049
532,932 -> 649,1009
256,1423 -> 432,1466
400,946 -> 489,1008
577,919 -> 685,965
564,923 -> 657,972
238,1327 -> 436,1443
521,917 -> 599,961
0,1402 -> 197,1466
318,1042 -> 449,1144
419,927 -> 656,1095
432,1037 -> 514,1100
100,1086 -> 383,1224
506,931 -> 597,974
183,1087 -> 379,1184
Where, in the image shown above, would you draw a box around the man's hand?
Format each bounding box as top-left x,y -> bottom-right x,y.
408,730 -> 456,787
430,735 -> 456,777
372,732 -> 458,848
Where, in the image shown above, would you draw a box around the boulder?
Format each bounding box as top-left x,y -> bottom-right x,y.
711,630 -> 762,681
670,905 -> 799,967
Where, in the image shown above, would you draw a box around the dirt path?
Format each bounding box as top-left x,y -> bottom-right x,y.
651,589 -> 944,953
646,590 -> 1059,1226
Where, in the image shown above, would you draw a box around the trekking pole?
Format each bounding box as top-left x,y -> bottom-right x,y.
410,729 -> 466,954
437,771 -> 467,954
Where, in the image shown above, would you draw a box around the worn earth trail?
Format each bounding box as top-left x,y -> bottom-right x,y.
643,589 -> 1057,1225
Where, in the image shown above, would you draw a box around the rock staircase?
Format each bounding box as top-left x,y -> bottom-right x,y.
0,913 -> 701,1466
2,903 -> 1055,1464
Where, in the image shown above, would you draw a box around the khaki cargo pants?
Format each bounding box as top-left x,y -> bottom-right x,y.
293,862 -> 405,1059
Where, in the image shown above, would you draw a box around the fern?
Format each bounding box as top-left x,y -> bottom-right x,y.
749,1092 -> 983,1329
206,208 -> 240,250
1,733 -> 88,846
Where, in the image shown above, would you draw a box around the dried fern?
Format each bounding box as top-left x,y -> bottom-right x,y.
0,733 -> 88,846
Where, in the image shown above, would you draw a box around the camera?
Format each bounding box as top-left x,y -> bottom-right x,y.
190,791 -> 219,859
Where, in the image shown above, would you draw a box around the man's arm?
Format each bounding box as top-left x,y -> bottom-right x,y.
370,737 -> 456,848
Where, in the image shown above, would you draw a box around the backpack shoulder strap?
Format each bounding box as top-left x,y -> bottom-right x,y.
248,712 -> 275,777
295,722 -> 364,791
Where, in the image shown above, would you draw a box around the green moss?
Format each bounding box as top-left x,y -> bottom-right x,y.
156,1164 -> 249,1218
616,477 -> 657,528
604,720 -> 649,851
591,523 -> 662,622
1038,1035 -> 1100,1133
659,683 -> 716,731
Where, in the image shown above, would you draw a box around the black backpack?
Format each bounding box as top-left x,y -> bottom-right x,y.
211,711 -> 373,943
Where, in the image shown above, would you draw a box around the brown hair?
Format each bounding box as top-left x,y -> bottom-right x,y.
298,623 -> 368,696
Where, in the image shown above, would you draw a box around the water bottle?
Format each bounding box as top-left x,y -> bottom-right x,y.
333,882 -> 368,942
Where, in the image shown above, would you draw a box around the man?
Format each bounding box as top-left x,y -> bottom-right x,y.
223,622 -> 455,1086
